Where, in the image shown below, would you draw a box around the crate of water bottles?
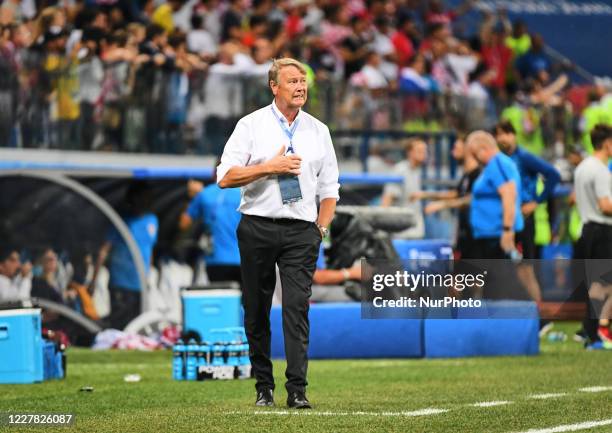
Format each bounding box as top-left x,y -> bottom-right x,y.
172,327 -> 252,381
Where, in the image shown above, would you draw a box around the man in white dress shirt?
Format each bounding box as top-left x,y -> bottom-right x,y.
0,246 -> 32,304
217,58 -> 340,409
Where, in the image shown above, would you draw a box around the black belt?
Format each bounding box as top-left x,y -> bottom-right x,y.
584,221 -> 612,228
243,214 -> 310,225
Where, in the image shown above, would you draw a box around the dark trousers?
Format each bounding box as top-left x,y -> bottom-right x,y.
471,237 -> 525,299
237,214 -> 321,394
109,288 -> 141,330
575,222 -> 612,341
206,265 -> 242,285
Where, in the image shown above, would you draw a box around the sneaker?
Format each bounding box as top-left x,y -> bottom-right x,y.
573,328 -> 588,343
597,326 -> 612,343
287,392 -> 312,409
539,320 -> 554,338
255,389 -> 274,407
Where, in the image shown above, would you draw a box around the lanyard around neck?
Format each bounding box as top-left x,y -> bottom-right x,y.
271,105 -> 300,154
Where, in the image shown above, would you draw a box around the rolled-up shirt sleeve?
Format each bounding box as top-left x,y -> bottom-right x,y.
216,119 -> 252,185
316,126 -> 340,200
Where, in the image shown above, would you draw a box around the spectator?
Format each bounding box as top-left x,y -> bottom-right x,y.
0,0 -> 24,26
77,27 -> 105,150
371,16 -> 397,81
352,51 -> 388,91
95,182 -> 159,330
187,13 -> 217,59
43,26 -> 81,150
391,15 -> 417,68
516,33 -> 551,81
381,137 -> 428,239
465,62 -> 497,130
480,22 -> 512,98
31,248 -> 68,305
424,0 -> 474,31
505,19 -> 531,59
201,43 -> 243,155
580,88 -> 610,154
193,0 -> 222,44
0,246 -> 32,303
220,0 -> 246,43
339,15 -> 372,81
152,0 -> 187,34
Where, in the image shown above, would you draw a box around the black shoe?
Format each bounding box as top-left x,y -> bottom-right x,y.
573,328 -> 588,343
287,392 -> 312,409
255,389 -> 274,407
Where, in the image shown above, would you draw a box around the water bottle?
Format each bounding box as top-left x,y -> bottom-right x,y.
212,342 -> 225,366
172,339 -> 185,380
240,342 -> 250,366
198,342 -> 210,367
186,339 -> 198,381
508,248 -> 523,264
227,341 -> 240,367
547,331 -> 567,342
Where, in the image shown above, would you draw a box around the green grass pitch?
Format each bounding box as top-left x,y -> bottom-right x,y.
1,322 -> 611,433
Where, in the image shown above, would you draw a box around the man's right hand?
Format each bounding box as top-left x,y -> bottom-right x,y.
265,145 -> 302,175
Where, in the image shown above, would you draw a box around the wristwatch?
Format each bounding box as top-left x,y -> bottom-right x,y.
316,222 -> 329,237
503,226 -> 513,232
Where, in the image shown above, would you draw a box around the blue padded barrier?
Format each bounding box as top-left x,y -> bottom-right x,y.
269,301 -> 538,359
424,301 -> 539,358
270,303 -> 423,359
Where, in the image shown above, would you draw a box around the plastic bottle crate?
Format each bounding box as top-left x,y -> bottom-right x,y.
172,327 -> 251,381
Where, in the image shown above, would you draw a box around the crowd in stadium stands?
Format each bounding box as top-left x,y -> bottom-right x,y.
0,0 -> 610,155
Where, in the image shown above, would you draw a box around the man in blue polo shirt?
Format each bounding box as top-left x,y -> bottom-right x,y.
179,178 -> 242,284
468,130 -> 524,258
495,120 -> 560,305
97,182 -> 158,330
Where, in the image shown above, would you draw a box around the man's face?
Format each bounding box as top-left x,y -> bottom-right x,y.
451,138 -> 465,162
0,252 -> 20,278
271,65 -> 307,109
604,138 -> 612,158
472,141 -> 494,164
253,39 -> 273,64
496,130 -> 516,154
409,141 -> 428,166
42,250 -> 58,275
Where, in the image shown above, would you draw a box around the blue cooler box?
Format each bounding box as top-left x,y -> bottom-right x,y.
0,308 -> 44,384
182,289 -> 242,341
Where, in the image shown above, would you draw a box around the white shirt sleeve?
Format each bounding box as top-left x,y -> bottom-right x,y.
14,274 -> 32,300
216,119 -> 252,185
316,126 -> 340,200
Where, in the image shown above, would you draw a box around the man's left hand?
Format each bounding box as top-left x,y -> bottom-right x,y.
500,231 -> 515,252
521,201 -> 537,216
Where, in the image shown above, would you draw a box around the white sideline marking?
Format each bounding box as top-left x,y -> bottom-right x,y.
528,393 -> 568,400
515,418 -> 612,433
226,408 -> 448,417
472,401 -> 512,407
402,408 -> 449,417
578,386 -> 612,393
